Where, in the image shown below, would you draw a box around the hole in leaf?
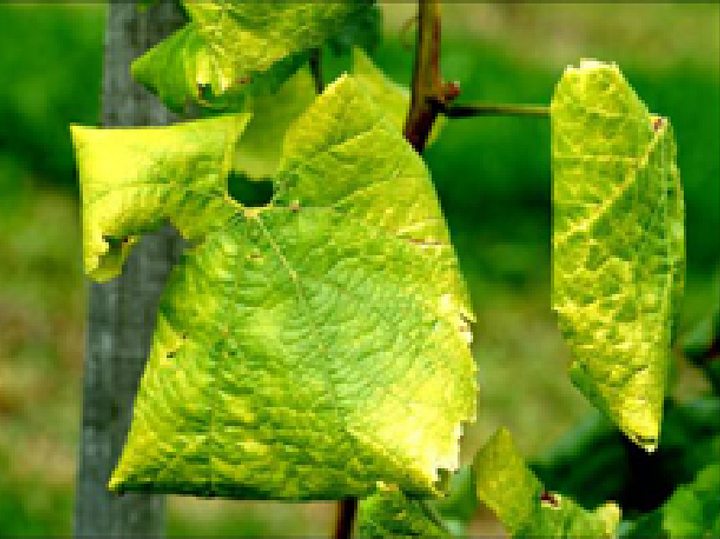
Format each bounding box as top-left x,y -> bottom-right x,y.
227,171 -> 274,208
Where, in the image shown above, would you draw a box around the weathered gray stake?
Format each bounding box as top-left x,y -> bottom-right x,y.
75,1 -> 185,536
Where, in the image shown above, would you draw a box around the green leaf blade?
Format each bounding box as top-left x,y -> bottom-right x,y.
109,75 -> 475,500
551,60 -> 685,450
277,75 -> 469,318
131,22 -> 249,113
71,114 -> 249,282
132,1 -> 373,112
231,48 -> 440,180
182,0 -> 370,102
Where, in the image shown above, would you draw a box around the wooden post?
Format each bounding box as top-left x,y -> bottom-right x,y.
74,1 -> 185,536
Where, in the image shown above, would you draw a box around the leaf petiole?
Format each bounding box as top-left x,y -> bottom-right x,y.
435,100 -> 550,118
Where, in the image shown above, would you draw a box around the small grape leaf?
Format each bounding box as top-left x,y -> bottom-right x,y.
131,22 -> 225,113
131,1 -> 372,111
70,114 -> 250,282
184,0 -> 371,103
131,22 -> 306,113
357,488 -> 449,538
623,463 -> 720,538
474,427 -> 621,538
106,75 -> 476,500
551,60 -> 685,451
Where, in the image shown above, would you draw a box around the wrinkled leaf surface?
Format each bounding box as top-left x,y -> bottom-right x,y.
132,1 -> 371,111
71,114 -> 249,282
107,76 -> 475,500
551,60 -> 685,450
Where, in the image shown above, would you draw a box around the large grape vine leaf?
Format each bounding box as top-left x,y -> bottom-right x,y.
551,60 -> 685,451
101,75 -> 475,500
132,0 -> 373,111
71,114 -> 250,282
474,427 -> 621,538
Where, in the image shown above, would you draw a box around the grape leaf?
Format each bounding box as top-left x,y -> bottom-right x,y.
70,114 -> 250,282
132,1 -> 372,111
551,60 -> 685,451
183,0 -> 371,102
131,21 -> 306,112
356,466 -> 478,538
624,463 -> 720,538
357,488 -> 449,538
474,427 -> 621,538
106,75 -> 476,500
131,22 -> 230,113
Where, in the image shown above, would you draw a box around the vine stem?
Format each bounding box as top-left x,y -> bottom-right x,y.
332,498 -> 358,539
404,0 -> 457,153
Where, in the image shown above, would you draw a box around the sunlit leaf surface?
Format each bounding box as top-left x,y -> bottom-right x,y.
71,114 -> 249,282
551,60 -> 685,450
102,76 -> 475,500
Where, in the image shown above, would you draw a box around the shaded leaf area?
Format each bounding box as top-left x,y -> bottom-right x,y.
531,396 -> 720,516
132,0 -> 372,111
71,114 -> 249,282
232,68 -> 317,178
475,427 -> 620,537
132,21 -> 305,113
326,4 -> 383,56
551,60 -> 685,450
622,463 -> 720,538
107,76 -> 475,500
357,489 -> 448,538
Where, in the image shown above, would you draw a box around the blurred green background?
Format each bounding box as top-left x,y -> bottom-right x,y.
0,2 -> 717,536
